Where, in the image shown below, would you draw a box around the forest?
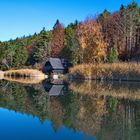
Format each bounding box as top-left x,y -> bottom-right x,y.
0,2 -> 140,70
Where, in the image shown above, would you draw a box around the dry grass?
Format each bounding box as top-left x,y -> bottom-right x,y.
69,63 -> 140,81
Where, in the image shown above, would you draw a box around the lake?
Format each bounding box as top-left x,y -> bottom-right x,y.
0,80 -> 140,140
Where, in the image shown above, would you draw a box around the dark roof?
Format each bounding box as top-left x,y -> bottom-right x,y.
49,85 -> 64,96
48,58 -> 64,69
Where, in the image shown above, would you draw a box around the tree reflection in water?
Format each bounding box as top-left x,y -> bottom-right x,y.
0,80 -> 140,140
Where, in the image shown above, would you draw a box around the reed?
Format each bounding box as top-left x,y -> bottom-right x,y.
69,63 -> 140,81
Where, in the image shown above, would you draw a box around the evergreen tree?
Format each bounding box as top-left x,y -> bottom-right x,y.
32,32 -> 52,64
108,46 -> 118,63
62,24 -> 80,65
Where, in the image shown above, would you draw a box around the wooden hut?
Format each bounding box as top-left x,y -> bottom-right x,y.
43,58 -> 65,74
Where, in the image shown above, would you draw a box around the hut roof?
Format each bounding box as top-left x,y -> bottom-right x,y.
49,85 -> 64,96
49,58 -> 64,70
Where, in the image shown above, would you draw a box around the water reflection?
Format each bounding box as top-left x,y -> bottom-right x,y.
0,80 -> 140,140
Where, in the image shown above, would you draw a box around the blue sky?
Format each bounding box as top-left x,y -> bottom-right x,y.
0,0 -> 139,41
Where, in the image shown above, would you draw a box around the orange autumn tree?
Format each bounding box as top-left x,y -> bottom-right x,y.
51,20 -> 65,57
76,18 -> 107,63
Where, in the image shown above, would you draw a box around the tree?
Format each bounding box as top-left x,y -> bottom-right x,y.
98,10 -> 125,59
98,2 -> 140,61
62,23 -> 80,65
98,9 -> 111,34
0,43 -> 28,68
12,45 -> 28,67
115,2 -> 140,59
108,46 -> 118,63
51,20 -> 65,57
32,32 -> 52,64
76,18 -> 107,63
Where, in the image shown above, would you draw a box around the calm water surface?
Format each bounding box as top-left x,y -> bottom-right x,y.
0,80 -> 140,140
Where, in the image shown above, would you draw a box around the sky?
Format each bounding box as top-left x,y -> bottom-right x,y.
0,0 -> 140,41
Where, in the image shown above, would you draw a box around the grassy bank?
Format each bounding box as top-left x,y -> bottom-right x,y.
69,63 -> 140,81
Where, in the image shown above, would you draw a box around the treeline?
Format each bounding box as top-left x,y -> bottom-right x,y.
0,2 -> 140,69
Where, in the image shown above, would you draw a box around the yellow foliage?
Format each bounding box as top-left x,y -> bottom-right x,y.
76,19 -> 107,63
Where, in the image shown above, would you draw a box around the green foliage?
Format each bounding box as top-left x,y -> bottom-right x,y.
98,9 -> 110,23
108,47 -> 118,63
32,31 -> 52,64
32,41 -> 46,63
0,29 -> 52,68
12,45 -> 28,67
0,42 -> 28,68
62,24 -> 80,65
108,97 -> 118,111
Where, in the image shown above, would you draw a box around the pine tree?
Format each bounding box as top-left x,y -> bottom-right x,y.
62,23 -> 80,65
108,46 -> 118,63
